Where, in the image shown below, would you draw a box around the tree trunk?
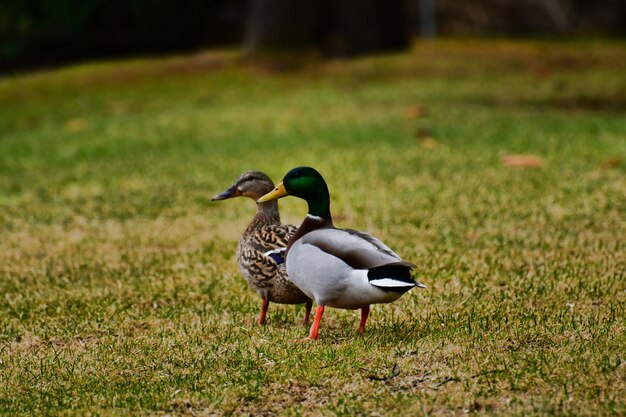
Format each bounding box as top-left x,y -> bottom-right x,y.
244,0 -> 327,52
245,0 -> 410,56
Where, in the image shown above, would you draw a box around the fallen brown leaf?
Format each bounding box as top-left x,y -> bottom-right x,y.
600,157 -> 621,169
416,127 -> 432,138
420,137 -> 438,149
65,118 -> 88,133
405,105 -> 427,119
416,127 -> 438,149
502,154 -> 543,168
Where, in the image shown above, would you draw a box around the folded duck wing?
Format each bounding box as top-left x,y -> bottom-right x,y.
300,228 -> 415,270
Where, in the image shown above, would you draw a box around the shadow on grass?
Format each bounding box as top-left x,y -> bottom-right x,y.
466,93 -> 626,114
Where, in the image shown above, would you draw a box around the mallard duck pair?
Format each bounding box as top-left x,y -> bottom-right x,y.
214,168 -> 424,339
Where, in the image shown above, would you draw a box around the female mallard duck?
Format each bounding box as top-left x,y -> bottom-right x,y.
212,171 -> 312,325
257,166 -> 425,339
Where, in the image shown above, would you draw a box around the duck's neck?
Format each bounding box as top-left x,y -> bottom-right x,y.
245,200 -> 280,234
307,194 -> 331,220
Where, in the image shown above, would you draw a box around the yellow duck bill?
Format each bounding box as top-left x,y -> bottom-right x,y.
257,182 -> 288,203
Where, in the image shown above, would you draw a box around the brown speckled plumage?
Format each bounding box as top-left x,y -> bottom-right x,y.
212,171 -> 311,324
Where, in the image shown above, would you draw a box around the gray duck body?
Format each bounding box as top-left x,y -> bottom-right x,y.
286,219 -> 418,309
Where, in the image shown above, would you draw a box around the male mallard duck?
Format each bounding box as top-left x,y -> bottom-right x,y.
257,166 -> 425,339
212,171 -> 312,325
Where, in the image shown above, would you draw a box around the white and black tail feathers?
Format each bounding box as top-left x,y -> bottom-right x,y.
368,264 -> 426,293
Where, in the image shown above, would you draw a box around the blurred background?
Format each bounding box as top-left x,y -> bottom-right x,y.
2,0 -> 626,71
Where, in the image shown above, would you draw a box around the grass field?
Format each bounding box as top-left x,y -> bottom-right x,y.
1,40 -> 625,416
